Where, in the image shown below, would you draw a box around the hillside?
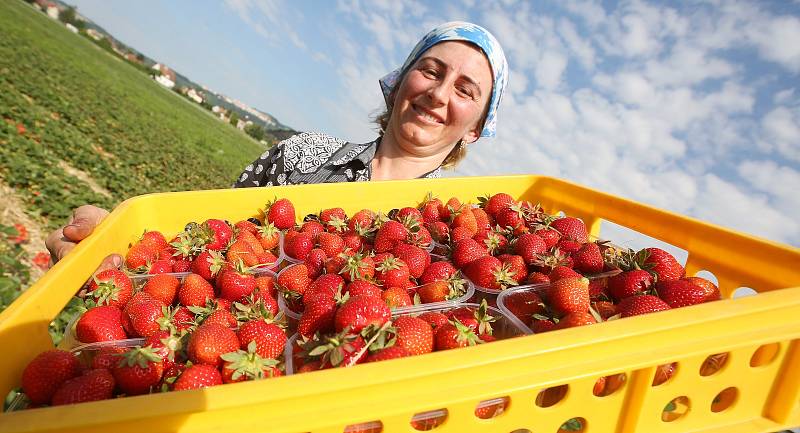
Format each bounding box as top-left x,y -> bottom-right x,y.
0,0 -> 273,230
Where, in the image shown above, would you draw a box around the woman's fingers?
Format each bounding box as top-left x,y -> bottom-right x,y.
62,205 -> 109,242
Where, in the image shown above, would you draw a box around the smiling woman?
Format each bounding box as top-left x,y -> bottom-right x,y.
46,21 -> 509,267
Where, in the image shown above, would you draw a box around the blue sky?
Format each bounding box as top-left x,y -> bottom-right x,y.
69,0 -> 800,247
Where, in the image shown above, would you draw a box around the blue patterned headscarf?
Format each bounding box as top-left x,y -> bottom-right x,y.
379,21 -> 508,138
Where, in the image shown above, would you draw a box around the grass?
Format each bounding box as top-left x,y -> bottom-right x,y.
0,0 -> 268,230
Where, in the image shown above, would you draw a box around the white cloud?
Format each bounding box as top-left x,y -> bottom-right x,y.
761,106 -> 800,163
748,15 -> 800,73
737,160 -> 800,218
535,50 -> 568,90
557,18 -> 596,71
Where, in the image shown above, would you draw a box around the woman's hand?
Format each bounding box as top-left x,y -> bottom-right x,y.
46,205 -> 121,272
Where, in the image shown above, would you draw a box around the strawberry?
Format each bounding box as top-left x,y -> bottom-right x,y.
607,270 -> 653,301
392,243 -> 430,279
76,305 -> 128,343
346,280 -> 383,298
86,269 -> 133,308
592,301 -> 618,320
463,256 -> 517,291
375,256 -> 411,289
419,201 -> 441,224
203,219 -> 233,251
418,311 -> 449,330
226,239 -> 259,267
237,229 -> 265,255
22,350 -> 81,405
450,226 -> 474,243
125,242 -> 157,271
548,276 -> 590,316
479,192 -> 514,218
265,197 -> 296,229
338,253 -> 375,282
277,263 -> 312,302
365,346 -> 410,362
51,368 -> 115,406
284,232 -> 314,261
397,207 -> 423,222
237,319 -> 287,359
383,287 -> 413,308
172,258 -> 192,273
427,221 -> 450,243
125,296 -> 169,338
419,261 -> 457,285
447,301 -> 495,335
548,266 -> 582,282
257,223 -> 281,250
140,231 -> 169,251
642,248 -> 685,282
319,207 -> 348,232
470,207 -> 492,233
393,316 -> 434,355
173,364 -> 223,391
533,248 -> 574,272
235,219 -> 260,235
142,273 -> 180,305
317,232 -> 345,258
656,279 -> 710,308
532,318 -> 557,333
187,323 -> 240,367
550,217 -> 588,243
555,312 -> 597,329
512,233 -> 545,265
416,275 -> 467,303
474,229 -> 508,255
202,307 -> 238,328
299,330 -> 367,368
556,239 -> 582,255
178,273 -> 215,307
572,242 -> 604,274
305,273 -> 346,305
451,205 -> 478,236
435,321 -> 482,350
188,250 -> 224,281
685,276 -> 721,302
503,290 -> 546,323
374,220 -> 408,252
334,295 -> 391,333
221,341 -> 282,383
218,264 -> 257,302
112,346 -> 164,395
451,238 -> 488,269
495,204 -> 528,235
92,347 -> 126,370
497,254 -> 527,283
534,227 -> 561,249
525,271 -> 550,285
148,259 -> 173,274
298,294 -> 340,338
349,209 -> 376,232
617,294 -> 671,317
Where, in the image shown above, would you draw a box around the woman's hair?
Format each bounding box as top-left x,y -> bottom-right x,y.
372,90 -> 473,170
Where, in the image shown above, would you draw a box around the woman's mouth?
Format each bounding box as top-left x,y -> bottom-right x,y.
412,104 -> 444,124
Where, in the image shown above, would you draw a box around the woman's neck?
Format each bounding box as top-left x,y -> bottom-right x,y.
371,132 -> 450,181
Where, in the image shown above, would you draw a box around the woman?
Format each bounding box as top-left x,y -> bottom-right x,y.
46,21 -> 509,268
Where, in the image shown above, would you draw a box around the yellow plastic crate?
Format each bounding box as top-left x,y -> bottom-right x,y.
1,175 -> 799,433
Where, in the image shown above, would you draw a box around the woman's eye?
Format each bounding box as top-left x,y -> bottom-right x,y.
422,68 -> 438,78
457,86 -> 474,99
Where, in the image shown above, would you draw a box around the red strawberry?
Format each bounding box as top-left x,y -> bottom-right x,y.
393,316 -> 434,355
218,265 -> 257,302
235,219 -> 259,235
475,230 -> 507,255
450,226 -> 474,243
284,232 -> 314,261
375,256 -> 411,289
532,318 -> 557,333
607,270 -> 653,301
435,321 -> 482,350
463,256 -> 517,290
317,232 -> 345,258
427,221 -> 450,243
86,269 -> 133,308
178,273 -> 215,307
374,220 -> 409,253
548,266 -> 581,282
617,295 -> 671,317
187,323 -> 240,367
22,350 -> 81,405
643,248 -> 685,282
190,250 -> 226,281
125,296 -> 169,338
173,364 -> 223,391
304,273 -> 346,304
451,238 -> 488,269
416,275 -> 467,303
551,217 -> 588,243
503,290 -> 545,323
592,301 -> 618,320
512,233 -> 546,265
572,242 -> 604,274
471,208 -> 492,233
148,259 -> 173,274
76,305 -> 128,343
204,219 -> 233,251
51,368 -> 115,406
495,204 -> 528,235
257,223 -> 280,250
656,279 -> 711,308
346,280 -> 383,298
349,209 -> 376,231
265,198 -> 296,229
365,346 -> 410,362
451,205 -> 478,237
382,287 -> 413,308
92,347 -> 126,370
418,311 -> 449,330
300,330 -> 367,368
334,295 -> 391,333
319,207 -> 348,232
226,239 -> 259,267
142,273 -> 179,305
525,271 -> 550,285
685,276 -> 721,302
140,231 -> 169,251
125,242 -> 157,271
112,346 -> 164,395
277,264 -> 312,301
555,311 -> 597,329
419,261 -> 457,285
497,254 -> 527,283
237,230 -> 265,255
237,319 -> 286,359
534,227 -> 561,249
203,307 -> 238,328
392,243 -> 430,279
338,253 -> 375,282
221,342 -> 282,383
556,239 -> 582,254
548,276 -> 590,316
298,295 -> 340,338
479,192 -> 514,218
447,301 -> 495,336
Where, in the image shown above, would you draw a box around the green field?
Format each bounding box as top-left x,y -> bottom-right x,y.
0,0 -> 269,230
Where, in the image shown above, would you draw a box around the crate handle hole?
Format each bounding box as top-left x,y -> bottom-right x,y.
699,353 -> 729,376
510,430 -> 531,433
661,396 -> 690,422
594,373 -> 627,397
535,384 -> 568,408
475,396 -> 510,419
711,387 -> 738,413
750,343 -> 781,367
652,362 -> 678,387
557,417 -> 586,432
732,287 -> 757,299
344,420 -> 383,433
410,408 -> 447,431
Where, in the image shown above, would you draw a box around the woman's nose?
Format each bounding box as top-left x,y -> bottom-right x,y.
426,80 -> 450,106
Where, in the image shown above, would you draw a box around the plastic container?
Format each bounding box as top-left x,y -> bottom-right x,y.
285,301 -> 530,375
1,175 -> 799,433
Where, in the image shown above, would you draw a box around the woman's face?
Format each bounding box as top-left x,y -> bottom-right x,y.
388,41 -> 493,155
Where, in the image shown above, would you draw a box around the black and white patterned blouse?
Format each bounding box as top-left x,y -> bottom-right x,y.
232,132 -> 442,188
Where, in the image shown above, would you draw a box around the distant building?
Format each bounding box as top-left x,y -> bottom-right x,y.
86,28 -> 103,41
155,75 -> 175,89
187,88 -> 204,104
212,105 -> 224,114
124,53 -> 142,64
65,23 -> 78,33
236,119 -> 247,130
46,4 -> 59,19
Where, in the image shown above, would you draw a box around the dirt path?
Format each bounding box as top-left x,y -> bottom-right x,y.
0,180 -> 48,281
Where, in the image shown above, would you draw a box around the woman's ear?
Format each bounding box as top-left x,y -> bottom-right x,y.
462,125 -> 481,144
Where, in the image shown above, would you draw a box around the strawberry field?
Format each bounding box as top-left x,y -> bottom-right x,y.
0,1 -> 268,317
